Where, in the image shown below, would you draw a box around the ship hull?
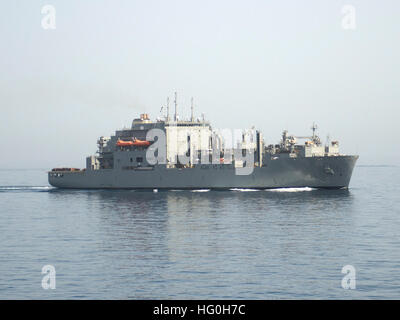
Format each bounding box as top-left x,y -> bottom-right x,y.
48,155 -> 358,190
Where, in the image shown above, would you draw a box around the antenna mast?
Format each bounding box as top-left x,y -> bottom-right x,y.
174,92 -> 178,121
191,97 -> 194,122
311,122 -> 318,139
166,97 -> 170,122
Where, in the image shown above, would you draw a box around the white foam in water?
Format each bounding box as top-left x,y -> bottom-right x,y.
229,188 -> 260,192
0,186 -> 53,191
30,186 -> 53,190
265,187 -> 315,192
191,189 -> 210,192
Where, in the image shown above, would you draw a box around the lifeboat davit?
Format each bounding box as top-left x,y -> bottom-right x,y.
132,138 -> 151,146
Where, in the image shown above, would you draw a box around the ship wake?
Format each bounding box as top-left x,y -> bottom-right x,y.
265,187 -> 315,192
0,186 -> 54,192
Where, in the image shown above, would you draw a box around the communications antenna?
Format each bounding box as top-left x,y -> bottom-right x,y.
174,92 -> 178,121
191,97 -> 194,122
166,97 -> 170,122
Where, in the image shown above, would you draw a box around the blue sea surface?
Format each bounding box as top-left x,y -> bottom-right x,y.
0,166 -> 399,299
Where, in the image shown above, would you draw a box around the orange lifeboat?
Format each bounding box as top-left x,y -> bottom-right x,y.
116,139 -> 134,147
132,138 -> 151,147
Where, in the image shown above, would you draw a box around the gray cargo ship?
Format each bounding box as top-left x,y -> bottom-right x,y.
49,96 -> 358,189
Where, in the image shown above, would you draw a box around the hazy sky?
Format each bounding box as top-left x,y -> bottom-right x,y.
1,0 -> 399,169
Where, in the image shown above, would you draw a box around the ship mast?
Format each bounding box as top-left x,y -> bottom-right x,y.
166,97 -> 170,122
311,122 -> 318,140
174,92 -> 178,121
191,97 -> 194,122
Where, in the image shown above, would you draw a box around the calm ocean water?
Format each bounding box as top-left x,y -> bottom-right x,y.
0,166 -> 399,299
